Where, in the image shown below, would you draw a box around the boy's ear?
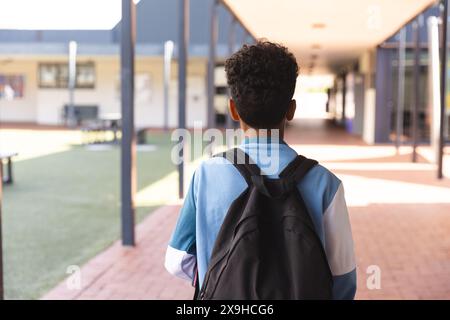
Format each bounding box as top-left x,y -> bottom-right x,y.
229,99 -> 240,121
286,100 -> 296,121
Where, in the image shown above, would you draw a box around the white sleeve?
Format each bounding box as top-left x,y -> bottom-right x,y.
323,183 -> 356,276
164,245 -> 196,281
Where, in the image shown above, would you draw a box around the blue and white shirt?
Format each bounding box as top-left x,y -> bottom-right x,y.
165,138 -> 357,299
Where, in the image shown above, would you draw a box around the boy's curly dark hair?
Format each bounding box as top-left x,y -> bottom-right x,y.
225,41 -> 299,129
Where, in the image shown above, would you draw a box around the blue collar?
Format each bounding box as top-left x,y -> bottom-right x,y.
241,136 -> 287,145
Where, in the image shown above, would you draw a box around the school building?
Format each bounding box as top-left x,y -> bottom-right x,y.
0,0 -> 251,129
1,0 -> 449,147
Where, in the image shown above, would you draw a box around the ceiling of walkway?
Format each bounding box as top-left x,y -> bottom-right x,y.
223,0 -> 436,74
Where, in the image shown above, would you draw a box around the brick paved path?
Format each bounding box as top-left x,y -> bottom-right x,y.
43,204 -> 191,300
43,119 -> 450,300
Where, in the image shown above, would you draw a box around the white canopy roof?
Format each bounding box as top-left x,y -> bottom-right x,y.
223,0 -> 436,73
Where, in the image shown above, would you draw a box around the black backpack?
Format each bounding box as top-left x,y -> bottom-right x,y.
195,148 -> 333,300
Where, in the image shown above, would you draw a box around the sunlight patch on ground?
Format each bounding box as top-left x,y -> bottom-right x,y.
417,146 -> 450,177
341,173 -> 450,207
290,141 -> 450,207
135,170 -> 181,208
85,144 -> 157,152
325,162 -> 436,171
0,129 -> 83,161
290,144 -> 412,162
85,144 -> 116,152
135,156 -> 206,208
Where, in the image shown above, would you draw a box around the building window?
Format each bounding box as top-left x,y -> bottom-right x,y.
0,74 -> 25,100
38,62 -> 95,89
76,63 -> 96,88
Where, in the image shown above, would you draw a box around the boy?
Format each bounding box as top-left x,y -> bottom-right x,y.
165,41 -> 356,299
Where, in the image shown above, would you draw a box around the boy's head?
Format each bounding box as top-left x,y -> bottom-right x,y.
225,41 -> 299,130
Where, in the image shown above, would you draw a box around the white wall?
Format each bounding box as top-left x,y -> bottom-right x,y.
359,49 -> 377,144
135,58 -> 207,129
1,56 -> 208,128
363,88 -> 376,144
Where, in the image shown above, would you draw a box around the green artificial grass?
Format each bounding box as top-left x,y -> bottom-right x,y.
2,132 -> 178,300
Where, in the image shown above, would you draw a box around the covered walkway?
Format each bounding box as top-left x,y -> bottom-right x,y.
42,119 -> 450,300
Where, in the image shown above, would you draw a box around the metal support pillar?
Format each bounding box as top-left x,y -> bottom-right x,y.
439,0 -> 448,179
412,18 -> 421,162
67,41 -> 77,127
226,18 -> 236,129
120,0 -> 136,246
396,27 -> 406,152
207,0 -> 218,129
178,0 -> 189,198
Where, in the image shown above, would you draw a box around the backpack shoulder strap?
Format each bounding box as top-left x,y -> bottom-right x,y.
279,155 -> 318,183
213,148 -> 260,185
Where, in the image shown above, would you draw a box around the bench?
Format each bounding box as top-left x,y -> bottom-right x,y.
61,105 -> 113,144
62,105 -> 99,126
0,152 -> 18,184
